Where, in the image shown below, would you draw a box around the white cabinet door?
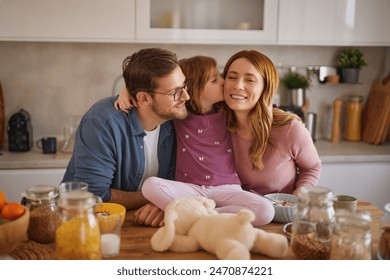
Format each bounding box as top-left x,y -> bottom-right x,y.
278,0 -> 390,46
318,162 -> 390,209
0,0 -> 135,42
0,168 -> 65,202
135,0 -> 278,44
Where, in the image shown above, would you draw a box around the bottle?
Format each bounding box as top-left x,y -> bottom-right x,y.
345,95 -> 363,141
331,98 -> 342,143
55,190 -> 101,260
291,186 -> 335,259
378,203 -> 390,260
23,185 -> 60,244
330,210 -> 372,259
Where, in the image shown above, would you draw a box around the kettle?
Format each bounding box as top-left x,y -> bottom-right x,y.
7,108 -> 33,152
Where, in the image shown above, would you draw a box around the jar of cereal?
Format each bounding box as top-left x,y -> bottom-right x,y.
291,186 -> 335,259
378,203 -> 390,260
55,190 -> 101,260
24,185 -> 60,244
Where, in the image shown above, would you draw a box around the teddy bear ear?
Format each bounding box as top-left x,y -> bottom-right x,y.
151,211 -> 178,252
197,196 -> 216,209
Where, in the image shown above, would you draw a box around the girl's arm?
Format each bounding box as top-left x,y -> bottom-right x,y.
114,87 -> 136,113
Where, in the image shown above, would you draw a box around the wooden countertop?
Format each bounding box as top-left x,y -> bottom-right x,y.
111,200 -> 383,260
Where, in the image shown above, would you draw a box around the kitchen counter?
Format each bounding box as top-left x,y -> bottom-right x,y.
0,140 -> 389,169
0,145 -> 72,169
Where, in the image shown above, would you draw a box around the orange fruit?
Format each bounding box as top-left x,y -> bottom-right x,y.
1,202 -> 26,220
0,191 -> 6,211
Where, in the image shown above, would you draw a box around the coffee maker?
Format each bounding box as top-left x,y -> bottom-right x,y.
279,88 -> 305,121
7,108 -> 33,152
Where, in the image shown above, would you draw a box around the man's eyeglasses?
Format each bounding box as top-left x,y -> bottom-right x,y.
149,80 -> 188,101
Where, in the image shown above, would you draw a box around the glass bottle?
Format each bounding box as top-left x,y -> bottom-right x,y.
378,203 -> 390,260
291,186 -> 335,260
55,190 -> 101,260
345,95 -> 363,141
23,185 -> 60,244
330,210 -> 372,259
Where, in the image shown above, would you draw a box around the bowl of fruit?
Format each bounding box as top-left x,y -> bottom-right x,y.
0,191 -> 30,255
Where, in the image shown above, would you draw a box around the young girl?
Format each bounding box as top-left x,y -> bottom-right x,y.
115,55 -> 274,226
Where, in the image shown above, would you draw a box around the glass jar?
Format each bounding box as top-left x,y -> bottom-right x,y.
55,190 -> 101,260
23,185 -> 60,244
291,186 -> 335,260
330,210 -> 372,259
345,95 -> 363,141
378,203 -> 390,260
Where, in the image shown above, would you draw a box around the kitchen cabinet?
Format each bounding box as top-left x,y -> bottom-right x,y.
135,0 -> 278,44
0,168 -> 65,202
318,162 -> 390,209
278,0 -> 390,46
0,0 -> 135,42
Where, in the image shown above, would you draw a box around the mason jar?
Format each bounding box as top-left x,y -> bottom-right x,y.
345,95 -> 363,141
55,190 -> 101,260
291,186 -> 335,260
331,210 -> 372,259
23,185 -> 60,244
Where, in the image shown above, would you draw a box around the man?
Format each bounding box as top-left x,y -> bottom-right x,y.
62,48 -> 189,227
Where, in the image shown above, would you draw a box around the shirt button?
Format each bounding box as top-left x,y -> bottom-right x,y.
140,145 -> 143,149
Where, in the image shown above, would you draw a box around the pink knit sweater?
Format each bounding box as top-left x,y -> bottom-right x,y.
231,120 -> 321,194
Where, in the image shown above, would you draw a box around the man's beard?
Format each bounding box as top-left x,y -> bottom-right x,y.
151,101 -> 188,121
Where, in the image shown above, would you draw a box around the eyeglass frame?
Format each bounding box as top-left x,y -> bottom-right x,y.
148,79 -> 189,101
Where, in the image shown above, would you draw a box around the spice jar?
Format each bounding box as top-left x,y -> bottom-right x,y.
330,210 -> 372,259
345,95 -> 363,141
55,190 -> 101,260
291,186 -> 335,260
378,203 -> 390,260
24,185 -> 60,244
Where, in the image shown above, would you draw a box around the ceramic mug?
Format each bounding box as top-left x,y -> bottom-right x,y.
334,195 -> 358,212
36,137 -> 57,154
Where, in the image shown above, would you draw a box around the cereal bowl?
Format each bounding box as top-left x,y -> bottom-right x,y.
265,193 -> 299,223
95,202 -> 126,226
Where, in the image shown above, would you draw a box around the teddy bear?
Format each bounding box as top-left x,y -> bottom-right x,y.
150,196 -> 288,260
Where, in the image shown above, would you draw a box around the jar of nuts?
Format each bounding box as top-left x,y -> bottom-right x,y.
378,203 -> 390,260
23,185 -> 60,244
291,186 -> 335,260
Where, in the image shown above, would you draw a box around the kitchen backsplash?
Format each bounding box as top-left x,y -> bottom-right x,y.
0,42 -> 389,144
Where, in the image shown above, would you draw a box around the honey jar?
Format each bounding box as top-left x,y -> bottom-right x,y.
345,95 -> 363,141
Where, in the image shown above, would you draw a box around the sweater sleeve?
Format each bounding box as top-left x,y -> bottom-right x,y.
289,121 -> 322,191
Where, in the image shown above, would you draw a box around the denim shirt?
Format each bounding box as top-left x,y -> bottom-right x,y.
62,96 -> 176,202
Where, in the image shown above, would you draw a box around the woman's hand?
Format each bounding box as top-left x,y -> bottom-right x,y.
114,87 -> 136,113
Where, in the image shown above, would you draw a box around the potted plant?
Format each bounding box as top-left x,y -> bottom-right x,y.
337,48 -> 367,83
281,72 -> 311,107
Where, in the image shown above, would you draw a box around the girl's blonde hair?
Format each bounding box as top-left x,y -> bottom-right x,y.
222,50 -> 301,169
179,56 -> 221,114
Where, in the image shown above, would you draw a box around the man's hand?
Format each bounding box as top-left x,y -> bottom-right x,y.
134,203 -> 164,227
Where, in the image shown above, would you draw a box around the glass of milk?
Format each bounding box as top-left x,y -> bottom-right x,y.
98,213 -> 122,258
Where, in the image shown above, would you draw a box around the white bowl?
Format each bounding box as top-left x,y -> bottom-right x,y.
265,193 -> 299,223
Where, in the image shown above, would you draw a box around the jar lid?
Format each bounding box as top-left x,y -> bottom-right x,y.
57,190 -> 96,210
298,186 -> 334,202
347,95 -> 363,102
24,185 -> 58,201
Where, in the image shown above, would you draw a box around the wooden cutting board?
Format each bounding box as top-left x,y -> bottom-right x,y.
362,73 -> 390,145
0,82 -> 5,150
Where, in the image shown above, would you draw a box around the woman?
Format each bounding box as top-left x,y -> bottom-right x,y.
116,55 -> 275,226
222,50 -> 321,195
